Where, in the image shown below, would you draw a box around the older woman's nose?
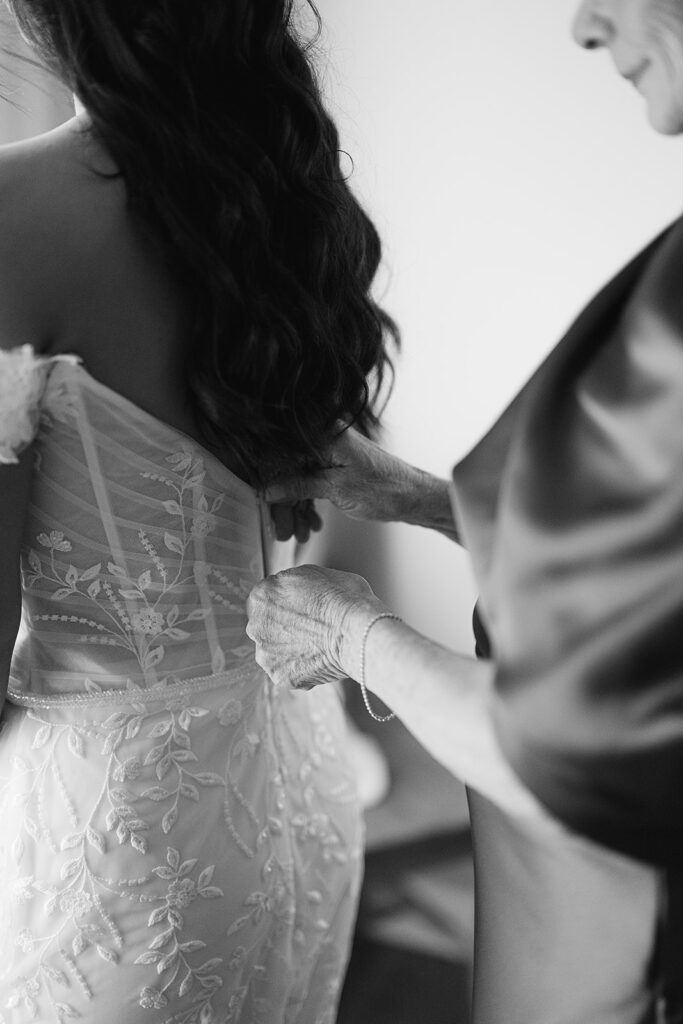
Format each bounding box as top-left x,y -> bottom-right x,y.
572,0 -> 612,49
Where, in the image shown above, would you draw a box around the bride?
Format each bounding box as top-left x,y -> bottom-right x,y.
0,2 -> 398,1021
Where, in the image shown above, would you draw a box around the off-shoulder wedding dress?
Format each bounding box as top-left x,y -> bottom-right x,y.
0,347 -> 362,1024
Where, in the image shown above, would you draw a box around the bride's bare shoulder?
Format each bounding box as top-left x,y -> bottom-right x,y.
0,119 -> 89,220
0,118 -> 122,350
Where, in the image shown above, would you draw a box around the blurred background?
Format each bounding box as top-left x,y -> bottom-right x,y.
3,1 -> 683,1019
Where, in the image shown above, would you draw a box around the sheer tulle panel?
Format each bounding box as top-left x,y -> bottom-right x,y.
13,364 -> 263,695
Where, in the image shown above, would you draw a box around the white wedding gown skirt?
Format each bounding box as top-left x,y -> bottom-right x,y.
0,350 -> 362,1024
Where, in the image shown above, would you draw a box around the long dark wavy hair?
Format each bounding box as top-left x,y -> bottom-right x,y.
6,0 -> 398,487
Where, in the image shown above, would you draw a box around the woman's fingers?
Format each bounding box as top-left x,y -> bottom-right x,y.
246,572 -> 319,688
308,504 -> 323,532
270,502 -> 296,541
269,500 -> 324,542
294,500 -> 322,543
265,428 -> 411,525
246,566 -> 378,691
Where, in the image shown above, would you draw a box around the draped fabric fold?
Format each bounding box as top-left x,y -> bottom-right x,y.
452,218 -> 683,869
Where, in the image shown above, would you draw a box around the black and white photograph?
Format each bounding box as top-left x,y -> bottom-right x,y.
0,1 -> 681,1022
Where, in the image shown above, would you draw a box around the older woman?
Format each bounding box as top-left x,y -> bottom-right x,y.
247,1 -> 683,1021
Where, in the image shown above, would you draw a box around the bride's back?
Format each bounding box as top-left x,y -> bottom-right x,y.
0,130 -> 280,700
0,122 -> 217,467
2,0 -> 396,494
0,4 -> 392,1019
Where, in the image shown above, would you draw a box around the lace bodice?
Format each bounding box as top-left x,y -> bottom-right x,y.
0,348 -> 361,1024
2,349 -> 268,699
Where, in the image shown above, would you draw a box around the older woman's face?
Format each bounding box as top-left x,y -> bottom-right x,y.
573,0 -> 683,134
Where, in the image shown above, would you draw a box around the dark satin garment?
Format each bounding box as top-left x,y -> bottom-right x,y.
452,219 -> 683,1020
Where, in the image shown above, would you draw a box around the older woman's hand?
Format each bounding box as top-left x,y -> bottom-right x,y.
267,428 -> 426,524
266,428 -> 460,544
246,565 -> 386,691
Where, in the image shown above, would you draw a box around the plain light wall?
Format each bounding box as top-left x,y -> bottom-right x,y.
315,0 -> 683,651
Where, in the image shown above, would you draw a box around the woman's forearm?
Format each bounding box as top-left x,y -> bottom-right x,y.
248,564 -> 552,823
342,614 -> 556,825
392,469 -> 460,541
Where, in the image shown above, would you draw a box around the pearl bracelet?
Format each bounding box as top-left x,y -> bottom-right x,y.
358,612 -> 401,722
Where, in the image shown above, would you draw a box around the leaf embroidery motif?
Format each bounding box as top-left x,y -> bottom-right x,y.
3,433 -> 360,1021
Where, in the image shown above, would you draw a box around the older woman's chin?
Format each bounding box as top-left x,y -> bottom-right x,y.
647,108 -> 683,135
643,94 -> 683,136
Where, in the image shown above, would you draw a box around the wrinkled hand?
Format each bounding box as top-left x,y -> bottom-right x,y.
266,428 -> 418,525
246,565 -> 384,691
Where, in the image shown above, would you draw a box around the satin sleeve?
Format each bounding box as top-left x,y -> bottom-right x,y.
0,345 -> 54,464
485,236 -> 683,867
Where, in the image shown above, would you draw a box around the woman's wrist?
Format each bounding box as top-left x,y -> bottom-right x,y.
391,467 -> 459,541
336,596 -> 389,679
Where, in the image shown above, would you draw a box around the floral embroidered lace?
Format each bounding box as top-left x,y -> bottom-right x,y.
0,350 -> 362,1024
